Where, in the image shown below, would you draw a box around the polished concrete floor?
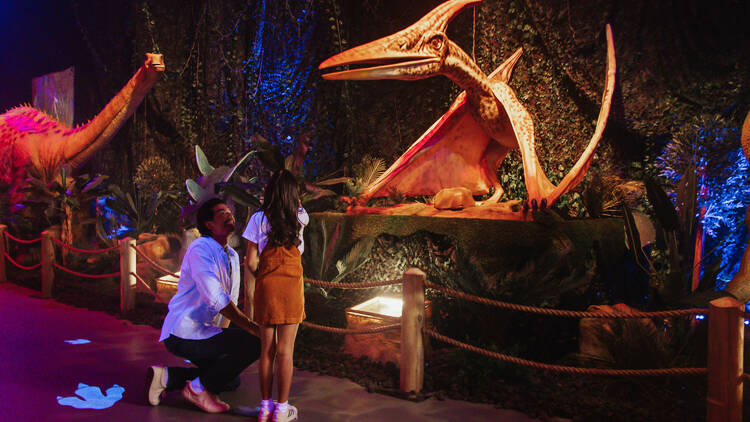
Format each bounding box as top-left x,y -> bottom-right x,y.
0,282 -> 539,421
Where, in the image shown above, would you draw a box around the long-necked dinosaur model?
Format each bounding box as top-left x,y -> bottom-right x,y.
0,53 -> 165,196
724,109 -> 750,303
319,0 -> 615,212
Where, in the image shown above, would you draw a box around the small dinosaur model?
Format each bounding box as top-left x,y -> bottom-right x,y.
0,53 -> 165,203
319,0 -> 615,216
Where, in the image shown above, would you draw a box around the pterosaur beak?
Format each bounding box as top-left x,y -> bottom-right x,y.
318,0 -> 481,81
319,32 -> 439,81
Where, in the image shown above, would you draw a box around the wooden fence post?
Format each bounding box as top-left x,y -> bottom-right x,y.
707,296 -> 744,422
0,224 -> 6,283
120,237 -> 136,313
400,267 -> 426,394
41,230 -> 55,298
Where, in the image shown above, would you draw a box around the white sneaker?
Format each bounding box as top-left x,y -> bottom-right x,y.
273,404 -> 298,422
257,401 -> 276,422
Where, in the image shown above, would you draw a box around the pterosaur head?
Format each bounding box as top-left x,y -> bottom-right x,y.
319,0 -> 481,81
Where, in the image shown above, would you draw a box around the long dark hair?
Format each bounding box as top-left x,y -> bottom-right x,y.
260,169 -> 301,248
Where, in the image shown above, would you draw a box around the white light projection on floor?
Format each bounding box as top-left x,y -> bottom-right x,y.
64,339 -> 91,344
57,383 -> 124,409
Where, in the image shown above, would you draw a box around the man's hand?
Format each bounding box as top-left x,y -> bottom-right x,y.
220,302 -> 259,337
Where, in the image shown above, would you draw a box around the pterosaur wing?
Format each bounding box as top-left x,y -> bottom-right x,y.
361,93 -> 496,199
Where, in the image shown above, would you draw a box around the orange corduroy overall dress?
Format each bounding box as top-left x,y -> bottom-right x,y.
253,244 -> 306,325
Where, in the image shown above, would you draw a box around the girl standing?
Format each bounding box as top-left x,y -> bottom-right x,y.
243,169 -> 308,422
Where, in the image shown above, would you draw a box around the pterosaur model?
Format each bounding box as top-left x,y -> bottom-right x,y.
319,0 -> 615,217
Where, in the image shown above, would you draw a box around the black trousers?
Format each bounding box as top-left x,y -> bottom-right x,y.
164,328 -> 261,394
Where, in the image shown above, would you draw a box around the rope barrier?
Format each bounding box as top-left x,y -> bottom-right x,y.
4,232 -> 41,244
53,263 -> 119,279
424,281 -> 705,319
131,272 -> 168,304
424,328 -> 707,377
301,321 -> 400,334
742,373 -> 750,383
303,277 -> 402,289
130,245 -> 180,278
3,252 -> 41,270
52,238 -> 119,254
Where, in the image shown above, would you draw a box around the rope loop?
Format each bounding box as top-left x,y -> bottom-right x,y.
131,272 -> 169,304
52,238 -> 119,254
4,232 -> 41,244
303,277 -> 402,289
425,281 -> 705,319
3,252 -> 41,270
130,245 -> 180,278
52,263 -> 119,279
301,321 -> 400,334
424,328 -> 706,377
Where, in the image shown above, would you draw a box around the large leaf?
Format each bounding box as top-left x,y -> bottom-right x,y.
186,179 -> 209,202
622,203 -> 651,274
645,177 -> 679,232
321,221 -> 340,280
82,175 -> 109,193
315,177 -> 352,186
195,145 -> 215,176
218,184 -> 261,208
332,236 -> 374,283
223,150 -> 257,182
675,165 -> 698,254
302,188 -> 337,203
251,134 -> 284,172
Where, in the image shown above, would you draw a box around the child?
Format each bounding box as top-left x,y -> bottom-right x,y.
243,169 -> 308,422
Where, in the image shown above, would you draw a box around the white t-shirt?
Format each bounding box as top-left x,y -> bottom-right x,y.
242,207 -> 309,255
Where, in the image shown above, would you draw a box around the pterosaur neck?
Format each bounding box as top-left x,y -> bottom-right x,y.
441,41 -> 494,105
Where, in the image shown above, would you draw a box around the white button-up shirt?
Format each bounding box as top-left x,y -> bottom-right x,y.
159,236 -> 240,341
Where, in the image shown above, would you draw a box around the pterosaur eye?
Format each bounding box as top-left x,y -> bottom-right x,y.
429,36 -> 443,50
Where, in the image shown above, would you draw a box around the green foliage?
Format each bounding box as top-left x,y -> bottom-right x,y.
303,218 -> 375,293
250,134 -> 349,205
103,184 -> 180,240
345,155 -> 386,198
20,167 -> 111,247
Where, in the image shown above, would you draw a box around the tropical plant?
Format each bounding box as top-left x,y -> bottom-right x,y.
251,133 -> 350,204
302,218 -> 375,294
21,166 -> 109,247
100,184 -> 180,241
582,168 -> 645,219
640,114 -> 744,303
344,155 -> 386,198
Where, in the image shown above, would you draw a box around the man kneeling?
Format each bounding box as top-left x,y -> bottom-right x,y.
146,198 -> 260,413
